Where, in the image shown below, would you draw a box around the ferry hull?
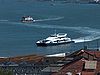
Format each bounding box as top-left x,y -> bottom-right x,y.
21,20 -> 34,23
36,41 -> 74,46
36,43 -> 47,46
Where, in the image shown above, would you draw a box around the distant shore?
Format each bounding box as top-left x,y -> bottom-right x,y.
16,0 -> 100,4
36,0 -> 100,4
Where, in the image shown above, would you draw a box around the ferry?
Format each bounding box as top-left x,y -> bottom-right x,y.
36,33 -> 74,46
21,16 -> 36,23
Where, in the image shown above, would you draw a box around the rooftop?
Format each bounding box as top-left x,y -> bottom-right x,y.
0,48 -> 100,75
0,54 -> 44,63
52,49 -> 100,75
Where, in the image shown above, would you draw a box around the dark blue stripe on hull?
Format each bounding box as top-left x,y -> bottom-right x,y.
36,43 -> 47,46
47,41 -> 74,46
36,41 -> 74,46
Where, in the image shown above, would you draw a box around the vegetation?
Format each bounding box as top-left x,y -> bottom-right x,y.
0,69 -> 13,75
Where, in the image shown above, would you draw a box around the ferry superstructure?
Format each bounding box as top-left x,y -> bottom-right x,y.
36,33 -> 74,46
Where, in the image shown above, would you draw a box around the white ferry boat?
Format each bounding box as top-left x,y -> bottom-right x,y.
36,33 -> 74,46
21,16 -> 36,23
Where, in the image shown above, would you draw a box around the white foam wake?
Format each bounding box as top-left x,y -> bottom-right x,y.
34,17 -> 64,22
73,35 -> 100,43
19,24 -> 100,43
72,27 -> 100,43
0,20 -> 100,43
26,24 -> 100,43
0,19 -> 8,22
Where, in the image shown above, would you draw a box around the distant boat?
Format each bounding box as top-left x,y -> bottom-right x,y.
88,0 -> 100,4
21,16 -> 36,23
36,33 -> 74,46
88,1 -> 100,4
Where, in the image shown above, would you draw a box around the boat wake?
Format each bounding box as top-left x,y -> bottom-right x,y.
24,24 -> 100,43
0,16 -> 64,23
0,19 -> 8,22
73,35 -> 100,43
72,27 -> 100,43
23,23 -> 100,43
34,16 -> 64,22
0,20 -> 100,43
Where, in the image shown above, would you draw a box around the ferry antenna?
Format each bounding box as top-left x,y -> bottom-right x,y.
97,39 -> 99,51
83,37 -> 88,50
55,29 -> 57,35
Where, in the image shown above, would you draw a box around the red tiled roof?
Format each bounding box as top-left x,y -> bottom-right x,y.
52,58 -> 85,75
82,72 -> 95,75
0,54 -> 44,63
80,50 -> 100,58
86,50 -> 100,58
68,49 -> 100,59
52,49 -> 100,75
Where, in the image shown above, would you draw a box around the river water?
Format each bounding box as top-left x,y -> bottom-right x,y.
0,0 -> 100,57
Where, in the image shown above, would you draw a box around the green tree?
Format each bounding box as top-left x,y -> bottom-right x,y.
0,69 -> 13,75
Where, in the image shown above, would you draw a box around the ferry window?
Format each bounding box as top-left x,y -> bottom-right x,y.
54,41 -> 57,42
45,40 -> 49,42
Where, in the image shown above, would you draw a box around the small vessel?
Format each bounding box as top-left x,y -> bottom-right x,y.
88,0 -> 100,4
36,33 -> 74,46
21,16 -> 36,23
88,1 -> 100,4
